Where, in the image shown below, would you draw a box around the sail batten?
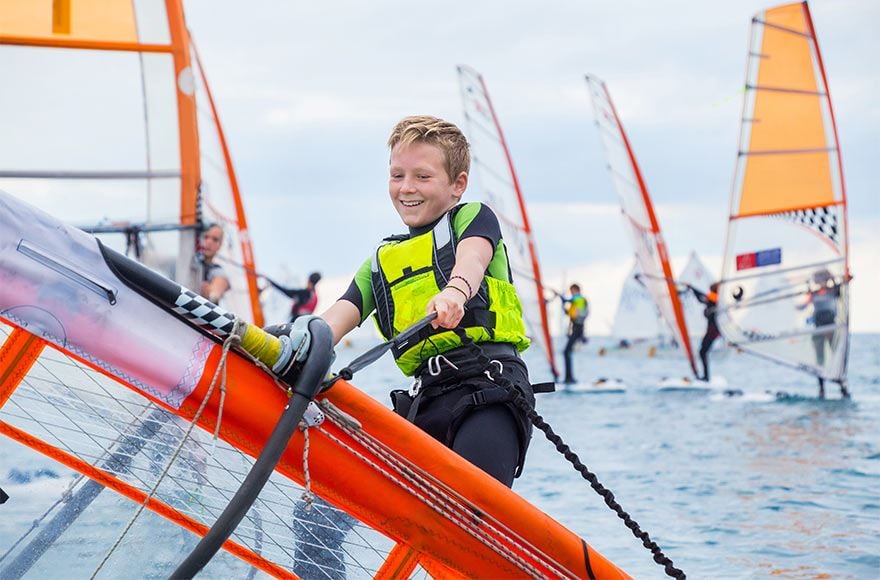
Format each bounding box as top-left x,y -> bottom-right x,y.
717,1 -> 850,384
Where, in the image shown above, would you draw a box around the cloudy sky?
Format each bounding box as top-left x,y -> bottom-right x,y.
24,0 -> 880,333
179,0 -> 878,333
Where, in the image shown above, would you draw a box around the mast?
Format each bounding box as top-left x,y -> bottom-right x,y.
585,75 -> 698,376
457,65 -> 559,380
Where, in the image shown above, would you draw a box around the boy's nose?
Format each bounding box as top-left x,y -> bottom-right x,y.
400,178 -> 418,193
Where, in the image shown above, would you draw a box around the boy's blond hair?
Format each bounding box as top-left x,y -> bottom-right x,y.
387,115 -> 470,182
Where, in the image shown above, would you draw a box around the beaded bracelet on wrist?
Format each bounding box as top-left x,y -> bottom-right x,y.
444,284 -> 470,302
448,275 -> 473,299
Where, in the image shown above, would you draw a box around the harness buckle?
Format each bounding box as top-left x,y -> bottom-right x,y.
483,359 -> 503,382
409,376 -> 422,397
426,354 -> 459,377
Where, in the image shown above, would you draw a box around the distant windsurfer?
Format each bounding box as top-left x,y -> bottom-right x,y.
198,223 -> 230,304
687,282 -> 720,382
263,271 -> 322,322
560,284 -> 589,384
797,269 -> 849,398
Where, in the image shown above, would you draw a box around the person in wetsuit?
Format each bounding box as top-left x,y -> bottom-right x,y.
688,282 -> 720,382
198,224 -> 230,304
264,117 -> 547,578
797,268 -> 849,398
264,271 -> 322,322
560,284 -> 589,384
273,115 -> 538,486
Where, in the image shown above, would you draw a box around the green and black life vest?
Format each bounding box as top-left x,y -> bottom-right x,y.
370,205 -> 530,376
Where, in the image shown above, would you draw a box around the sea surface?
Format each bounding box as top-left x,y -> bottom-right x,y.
1,333 -> 878,579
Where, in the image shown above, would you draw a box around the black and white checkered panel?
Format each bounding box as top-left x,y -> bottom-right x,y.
173,289 -> 236,336
775,205 -> 840,246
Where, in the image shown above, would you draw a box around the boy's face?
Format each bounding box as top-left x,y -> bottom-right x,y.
389,142 -> 467,227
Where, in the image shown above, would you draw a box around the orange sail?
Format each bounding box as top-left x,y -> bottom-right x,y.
0,189 -> 629,578
457,65 -> 560,381
585,75 -> 698,376
717,1 -> 850,383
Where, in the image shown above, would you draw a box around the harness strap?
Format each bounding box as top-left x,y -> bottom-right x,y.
531,381 -> 556,394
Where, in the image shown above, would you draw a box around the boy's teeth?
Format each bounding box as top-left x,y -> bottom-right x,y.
401,200 -> 423,207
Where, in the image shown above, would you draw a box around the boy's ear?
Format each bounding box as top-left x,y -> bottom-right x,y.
452,171 -> 468,199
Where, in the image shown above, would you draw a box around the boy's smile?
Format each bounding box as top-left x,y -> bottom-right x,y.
389,142 -> 467,227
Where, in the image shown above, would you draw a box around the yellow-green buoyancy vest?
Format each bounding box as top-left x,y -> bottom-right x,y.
370,209 -> 530,376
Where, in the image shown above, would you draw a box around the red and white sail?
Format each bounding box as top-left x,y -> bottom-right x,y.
585,75 -> 698,376
457,65 -> 559,380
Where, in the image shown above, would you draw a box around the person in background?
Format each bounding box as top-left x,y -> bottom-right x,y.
560,284 -> 589,384
198,223 -> 230,304
797,268 -> 849,398
687,282 -> 720,382
264,272 -> 322,322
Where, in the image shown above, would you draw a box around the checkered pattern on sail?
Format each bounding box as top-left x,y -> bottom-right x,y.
774,205 -> 840,246
173,289 -> 236,334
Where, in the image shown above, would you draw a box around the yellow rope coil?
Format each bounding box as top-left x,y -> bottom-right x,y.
239,323 -> 282,368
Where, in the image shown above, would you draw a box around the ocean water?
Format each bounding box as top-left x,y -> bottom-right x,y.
1,334 -> 878,578
510,334 -> 880,579
337,333 -> 880,578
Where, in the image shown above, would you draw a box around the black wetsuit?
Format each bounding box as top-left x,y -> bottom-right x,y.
389,344 -> 535,487
266,280 -> 317,322
563,322 -> 585,384
693,289 -> 720,381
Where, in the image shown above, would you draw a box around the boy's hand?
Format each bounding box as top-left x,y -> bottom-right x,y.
427,287 -> 467,329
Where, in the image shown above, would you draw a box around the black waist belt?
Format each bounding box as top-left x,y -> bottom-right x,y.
415,342 -> 521,387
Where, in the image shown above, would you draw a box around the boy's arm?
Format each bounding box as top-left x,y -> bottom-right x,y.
320,300 -> 361,345
427,236 -> 493,330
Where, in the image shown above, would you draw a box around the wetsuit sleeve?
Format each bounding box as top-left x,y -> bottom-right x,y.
691,288 -> 709,305
338,256 -> 375,324
266,277 -> 300,298
453,202 -> 502,249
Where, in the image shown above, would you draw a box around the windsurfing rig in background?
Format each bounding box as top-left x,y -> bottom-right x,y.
584,74 -> 698,377
457,64 -> 560,382
0,0 -> 263,326
716,1 -> 851,387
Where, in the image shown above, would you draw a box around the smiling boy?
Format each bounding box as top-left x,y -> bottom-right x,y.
304,115 -> 536,486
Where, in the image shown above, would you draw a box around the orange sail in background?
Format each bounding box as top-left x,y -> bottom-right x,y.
717,1 -> 850,384
457,65 -> 560,381
0,0 -> 263,325
585,75 -> 698,377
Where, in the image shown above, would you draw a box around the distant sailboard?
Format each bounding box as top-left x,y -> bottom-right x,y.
716,1 -> 851,389
562,379 -> 628,395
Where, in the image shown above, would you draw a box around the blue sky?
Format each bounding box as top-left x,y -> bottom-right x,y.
183,0 -> 879,332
